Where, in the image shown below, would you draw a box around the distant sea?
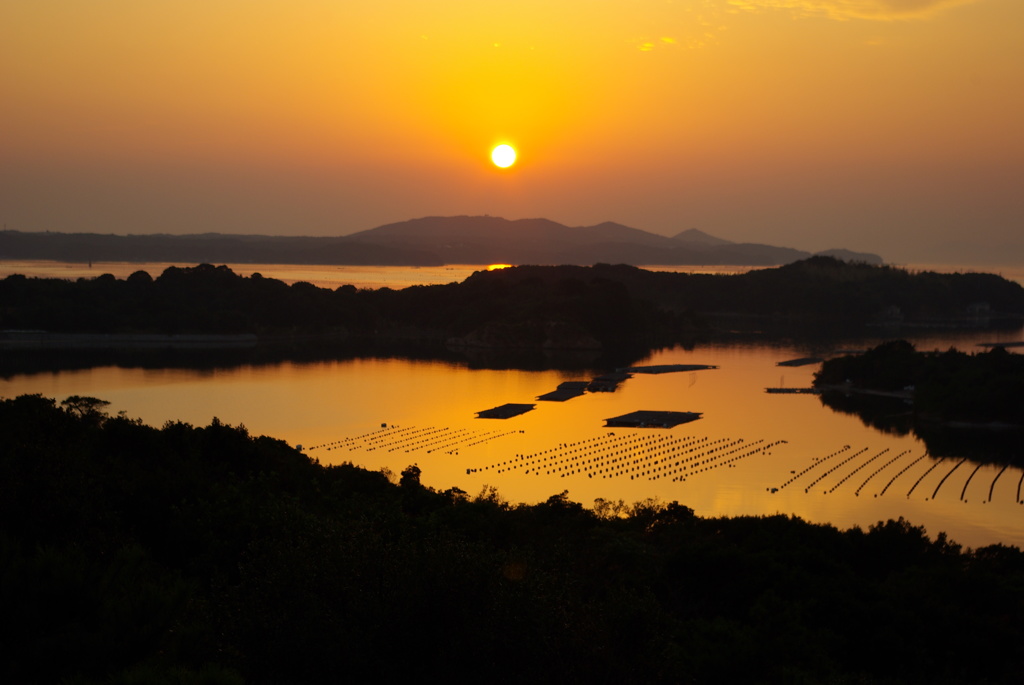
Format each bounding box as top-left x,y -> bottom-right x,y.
1,260 -> 1022,289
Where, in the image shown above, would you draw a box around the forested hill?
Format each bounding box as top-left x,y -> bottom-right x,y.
4,394 -> 1024,684
2,259 -> 1022,354
471,259 -> 1024,323
342,215 -> 884,265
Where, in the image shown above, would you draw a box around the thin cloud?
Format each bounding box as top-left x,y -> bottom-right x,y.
727,0 -> 981,21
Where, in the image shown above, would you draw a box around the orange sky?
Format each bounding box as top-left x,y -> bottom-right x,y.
2,0 -> 1022,263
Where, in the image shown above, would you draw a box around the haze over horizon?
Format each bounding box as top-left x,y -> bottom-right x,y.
2,1 -> 1022,265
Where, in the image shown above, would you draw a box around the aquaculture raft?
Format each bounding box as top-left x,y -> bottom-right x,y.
776,357 -> 824,367
604,410 -> 702,429
475,403 -> 535,419
587,371 -> 631,392
621,364 -> 717,374
536,381 -> 590,402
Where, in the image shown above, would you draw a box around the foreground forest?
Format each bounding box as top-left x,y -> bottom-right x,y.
2,259 -> 1022,358
3,395 -> 1024,684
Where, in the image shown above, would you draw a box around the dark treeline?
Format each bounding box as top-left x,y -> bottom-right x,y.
3,258 -> 1022,356
477,259 -> 1024,326
4,394 -> 1024,684
0,264 -> 668,356
814,340 -> 1024,461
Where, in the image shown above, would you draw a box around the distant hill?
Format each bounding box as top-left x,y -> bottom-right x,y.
0,216 -> 883,266
672,228 -> 733,246
345,216 -> 884,266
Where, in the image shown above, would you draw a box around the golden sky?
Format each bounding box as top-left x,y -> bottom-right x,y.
2,0 -> 1022,262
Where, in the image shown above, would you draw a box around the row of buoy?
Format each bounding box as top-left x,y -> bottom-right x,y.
424,428 -> 522,454
794,448 -> 1022,504
828,448 -> 889,494
804,448 -> 871,492
387,427 -> 470,452
929,458 -> 967,500
960,462 -> 984,502
879,453 -> 929,496
462,430 -> 524,449
586,437 -> 747,480
318,422 -> 1024,506
588,439 -> 780,481
483,434 -> 789,483
668,440 -> 786,482
336,425 -> 422,451
307,424 -> 404,451
486,434 -> 715,475
498,434 -> 638,472
364,425 -> 422,448
417,428 -> 473,453
855,450 -> 912,496
316,424 -> 525,456
467,433 -> 642,475
776,445 -> 852,491
987,464 -> 1010,502
370,425 -> 453,450
495,434 -> 668,472
906,457 -> 945,499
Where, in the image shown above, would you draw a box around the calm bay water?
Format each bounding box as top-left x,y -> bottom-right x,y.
2,260 -> 1023,549
2,260 -> 1022,287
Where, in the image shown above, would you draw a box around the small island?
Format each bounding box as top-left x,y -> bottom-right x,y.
815,340 -> 1024,427
814,340 -> 1024,460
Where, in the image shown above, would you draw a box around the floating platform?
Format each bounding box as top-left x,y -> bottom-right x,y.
776,357 -> 823,367
620,364 -> 717,374
537,381 -> 590,402
587,371 -> 632,392
765,387 -> 821,394
476,403 -> 535,419
604,410 -> 702,429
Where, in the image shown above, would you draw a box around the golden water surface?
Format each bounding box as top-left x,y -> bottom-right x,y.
4,334 -> 1022,550
3,260 -> 1022,548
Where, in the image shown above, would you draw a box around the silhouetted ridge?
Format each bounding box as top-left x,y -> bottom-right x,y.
672,227 -> 733,246
2,216 -> 884,266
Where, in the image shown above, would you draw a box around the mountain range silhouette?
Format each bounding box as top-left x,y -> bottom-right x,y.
1,215 -> 882,266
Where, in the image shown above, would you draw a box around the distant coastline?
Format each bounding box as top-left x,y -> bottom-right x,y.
4,259 -> 1022,289
0,260 -> 765,290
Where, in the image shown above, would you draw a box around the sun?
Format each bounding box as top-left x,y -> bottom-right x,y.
491,144 -> 517,168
